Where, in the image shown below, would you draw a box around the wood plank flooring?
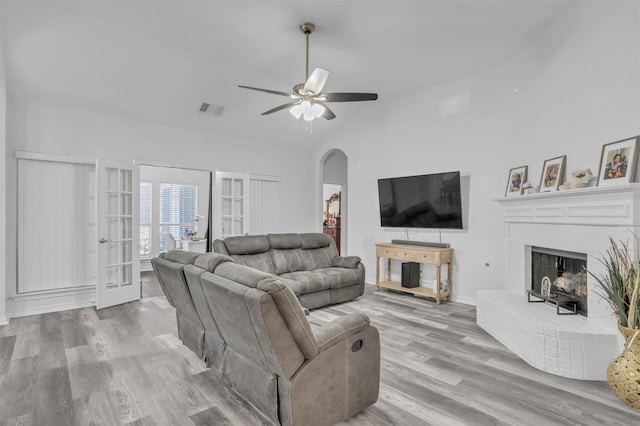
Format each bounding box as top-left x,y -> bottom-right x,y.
1,273 -> 639,425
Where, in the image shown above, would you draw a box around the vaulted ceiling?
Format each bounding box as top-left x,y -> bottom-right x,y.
0,0 -> 571,145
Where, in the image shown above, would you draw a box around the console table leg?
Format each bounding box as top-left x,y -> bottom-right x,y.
375,255 -> 380,291
448,263 -> 452,301
436,265 -> 442,304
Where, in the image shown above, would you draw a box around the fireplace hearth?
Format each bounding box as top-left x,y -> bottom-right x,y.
479,185 -> 640,379
530,246 -> 587,316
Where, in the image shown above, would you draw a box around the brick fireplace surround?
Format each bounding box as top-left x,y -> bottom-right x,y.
478,185 -> 640,380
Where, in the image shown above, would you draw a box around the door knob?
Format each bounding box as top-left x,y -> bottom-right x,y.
99,238 -> 112,244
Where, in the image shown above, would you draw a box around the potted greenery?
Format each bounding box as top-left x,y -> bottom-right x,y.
590,237 -> 640,410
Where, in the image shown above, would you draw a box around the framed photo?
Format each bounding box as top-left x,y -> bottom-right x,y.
596,136 -> 640,187
539,155 -> 566,192
505,165 -> 527,196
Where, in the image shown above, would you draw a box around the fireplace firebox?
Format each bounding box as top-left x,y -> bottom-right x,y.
530,246 -> 588,316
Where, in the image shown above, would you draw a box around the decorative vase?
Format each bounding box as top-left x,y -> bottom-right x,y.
607,324 -> 640,410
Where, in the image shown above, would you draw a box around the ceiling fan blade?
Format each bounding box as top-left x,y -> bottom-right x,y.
316,102 -> 336,120
238,85 -> 292,97
303,67 -> 330,95
323,92 -> 378,102
261,101 -> 301,115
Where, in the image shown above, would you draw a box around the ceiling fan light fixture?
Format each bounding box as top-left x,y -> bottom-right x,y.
312,102 -> 325,117
300,100 -> 314,121
292,100 -> 326,121
290,104 -> 303,119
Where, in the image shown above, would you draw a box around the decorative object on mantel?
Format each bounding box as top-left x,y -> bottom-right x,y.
505,165 -> 527,196
541,276 -> 552,298
596,136 -> 640,187
521,181 -> 535,194
558,168 -> 594,191
539,155 -> 566,192
589,237 -> 640,410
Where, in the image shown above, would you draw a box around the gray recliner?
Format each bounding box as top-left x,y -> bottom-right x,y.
182,253 -> 234,370
152,251 -> 381,425
151,250 -> 205,359
199,267 -> 380,426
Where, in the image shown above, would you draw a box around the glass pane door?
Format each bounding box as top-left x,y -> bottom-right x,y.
214,172 -> 249,239
96,159 -> 140,309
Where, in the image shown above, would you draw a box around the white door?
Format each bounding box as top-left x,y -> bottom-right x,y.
213,172 -> 250,239
96,158 -> 141,309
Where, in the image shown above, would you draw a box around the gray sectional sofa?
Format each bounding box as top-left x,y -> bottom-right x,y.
152,250 -> 380,426
212,233 -> 365,309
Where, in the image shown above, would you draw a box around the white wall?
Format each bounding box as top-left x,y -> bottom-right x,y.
5,100 -> 317,314
314,1 -> 640,305
502,1 -> 640,180
0,24 -> 7,324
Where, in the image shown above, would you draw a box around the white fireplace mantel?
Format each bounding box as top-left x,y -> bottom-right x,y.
494,184 -> 640,227
477,184 -> 640,380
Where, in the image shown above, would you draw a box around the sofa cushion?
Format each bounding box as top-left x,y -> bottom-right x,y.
214,262 -> 274,288
279,270 -> 335,293
264,278 -> 319,360
267,233 -> 303,249
303,246 -> 337,270
258,276 -> 302,296
194,253 -> 233,272
281,268 -> 362,291
332,256 -> 361,269
300,233 -> 332,249
201,272 -> 304,379
231,252 -> 276,274
271,248 -> 306,275
162,249 -> 200,265
224,235 -> 270,255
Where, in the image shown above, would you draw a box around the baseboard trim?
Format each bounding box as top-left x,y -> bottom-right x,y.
451,295 -> 476,306
7,300 -> 95,319
7,286 -> 96,318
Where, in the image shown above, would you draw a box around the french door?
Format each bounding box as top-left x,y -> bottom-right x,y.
213,172 -> 250,239
96,158 -> 140,309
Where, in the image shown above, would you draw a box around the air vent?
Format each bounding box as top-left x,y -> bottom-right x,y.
199,102 -> 225,116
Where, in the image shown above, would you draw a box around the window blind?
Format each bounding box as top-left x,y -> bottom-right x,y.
159,183 -> 197,251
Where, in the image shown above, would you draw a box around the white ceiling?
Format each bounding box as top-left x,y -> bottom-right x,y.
0,0 -> 571,145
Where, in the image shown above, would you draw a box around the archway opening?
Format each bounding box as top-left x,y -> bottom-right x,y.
320,149 -> 348,254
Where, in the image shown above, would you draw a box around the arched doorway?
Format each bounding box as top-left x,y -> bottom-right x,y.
320,149 -> 347,254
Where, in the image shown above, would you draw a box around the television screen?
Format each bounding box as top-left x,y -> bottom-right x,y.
378,171 -> 463,229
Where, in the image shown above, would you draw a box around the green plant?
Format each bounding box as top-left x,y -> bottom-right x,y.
590,237 -> 640,329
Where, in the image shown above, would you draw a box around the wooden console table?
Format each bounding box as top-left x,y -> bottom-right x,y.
375,243 -> 453,303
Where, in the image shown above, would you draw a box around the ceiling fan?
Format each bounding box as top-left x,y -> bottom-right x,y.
239,22 -> 378,121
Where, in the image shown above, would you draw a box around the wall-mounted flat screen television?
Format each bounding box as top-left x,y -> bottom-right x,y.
378,171 -> 463,229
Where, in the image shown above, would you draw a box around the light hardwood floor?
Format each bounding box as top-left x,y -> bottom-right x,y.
1,273 -> 639,425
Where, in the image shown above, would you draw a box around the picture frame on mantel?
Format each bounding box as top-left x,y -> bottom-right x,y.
539,155 -> 566,193
596,136 -> 640,187
505,165 -> 528,196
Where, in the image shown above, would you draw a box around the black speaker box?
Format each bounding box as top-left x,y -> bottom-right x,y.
401,262 -> 420,288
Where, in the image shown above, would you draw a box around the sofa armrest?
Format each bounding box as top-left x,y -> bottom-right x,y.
332,256 -> 361,269
315,313 -> 370,352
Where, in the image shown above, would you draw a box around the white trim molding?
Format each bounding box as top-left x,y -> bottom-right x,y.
7,286 -> 96,318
